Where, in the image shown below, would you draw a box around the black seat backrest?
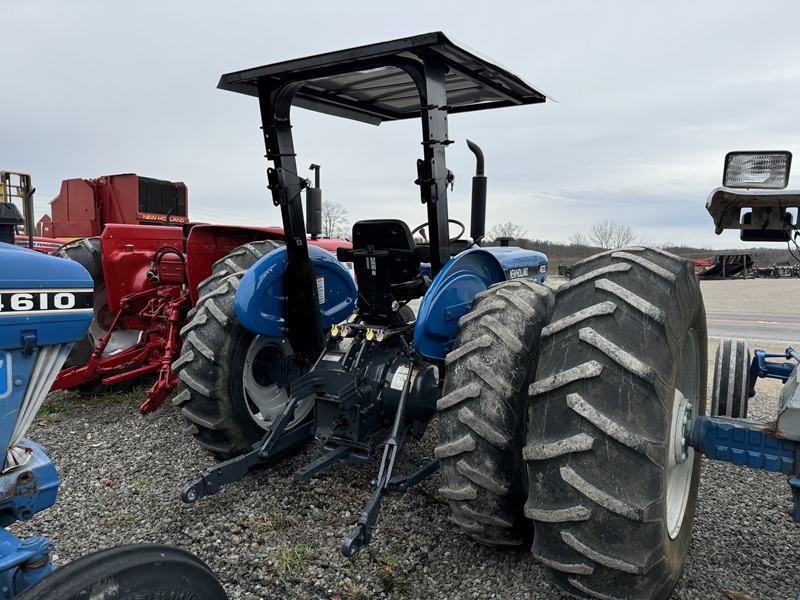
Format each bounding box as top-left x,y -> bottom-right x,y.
336,219 -> 422,326
350,219 -> 418,284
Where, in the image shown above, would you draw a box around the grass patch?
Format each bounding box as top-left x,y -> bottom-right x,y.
340,555 -> 364,571
37,399 -> 66,424
107,514 -> 135,528
37,385 -> 147,424
131,478 -> 157,490
376,555 -> 410,595
268,543 -> 317,582
341,581 -> 369,600
248,510 -> 300,536
77,385 -> 147,408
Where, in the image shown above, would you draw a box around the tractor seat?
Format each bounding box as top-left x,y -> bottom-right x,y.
337,220 -> 427,322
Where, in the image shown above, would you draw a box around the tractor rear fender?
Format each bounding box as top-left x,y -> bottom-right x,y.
235,244 -> 357,337
414,247 -> 508,361
183,224 -> 285,302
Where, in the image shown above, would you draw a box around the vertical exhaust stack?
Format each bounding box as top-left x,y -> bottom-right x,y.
307,164 -> 323,240
24,187 -> 36,249
467,140 -> 486,246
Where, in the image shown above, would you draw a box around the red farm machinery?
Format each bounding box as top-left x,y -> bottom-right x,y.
2,169 -> 348,415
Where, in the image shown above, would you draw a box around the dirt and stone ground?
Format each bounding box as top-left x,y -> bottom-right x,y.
12,277 -> 800,600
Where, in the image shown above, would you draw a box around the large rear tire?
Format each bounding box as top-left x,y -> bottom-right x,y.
525,247 -> 707,600
16,544 -> 227,600
435,278 -> 554,546
173,240 -> 315,459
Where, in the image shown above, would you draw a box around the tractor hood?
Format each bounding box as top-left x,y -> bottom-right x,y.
0,242 -> 93,349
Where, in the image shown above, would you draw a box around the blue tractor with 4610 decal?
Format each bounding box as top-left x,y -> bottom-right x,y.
174,33 -> 711,600
0,203 -> 227,599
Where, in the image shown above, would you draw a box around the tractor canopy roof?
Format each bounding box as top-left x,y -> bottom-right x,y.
218,31 -> 550,124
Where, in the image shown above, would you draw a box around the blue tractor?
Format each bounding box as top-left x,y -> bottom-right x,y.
175,33 -> 713,600
176,32 -> 553,555
0,203 -> 226,599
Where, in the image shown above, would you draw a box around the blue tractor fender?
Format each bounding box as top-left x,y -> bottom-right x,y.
414,247 -> 508,361
414,246 -> 549,360
235,245 -> 357,337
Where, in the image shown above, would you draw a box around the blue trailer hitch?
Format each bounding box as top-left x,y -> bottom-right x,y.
688,357 -> 800,520
749,347 -> 800,395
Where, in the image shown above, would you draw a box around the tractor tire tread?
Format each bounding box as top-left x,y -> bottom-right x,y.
174,239 -> 285,458
711,338 -> 750,418
436,278 -> 554,547
56,238 -> 103,281
525,246 -> 707,600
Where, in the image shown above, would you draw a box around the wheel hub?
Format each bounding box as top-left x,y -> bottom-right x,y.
243,336 -> 314,431
671,391 -> 693,466
666,328 -> 700,540
87,285 -> 141,358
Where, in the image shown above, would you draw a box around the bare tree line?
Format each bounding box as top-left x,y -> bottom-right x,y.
319,208 -> 796,266
487,219 -> 637,250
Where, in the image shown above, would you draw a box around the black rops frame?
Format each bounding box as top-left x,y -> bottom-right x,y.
218,32 -> 548,361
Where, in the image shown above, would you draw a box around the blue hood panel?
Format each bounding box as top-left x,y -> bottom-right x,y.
0,243 -> 94,350
482,246 -> 548,282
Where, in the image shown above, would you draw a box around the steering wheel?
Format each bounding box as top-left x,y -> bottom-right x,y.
411,219 -> 466,243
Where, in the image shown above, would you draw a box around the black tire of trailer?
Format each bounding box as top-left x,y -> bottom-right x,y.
58,238 -> 137,396
525,247 -> 707,600
15,544 -> 227,600
173,240 -> 314,459
435,278 -> 554,546
711,338 -> 751,418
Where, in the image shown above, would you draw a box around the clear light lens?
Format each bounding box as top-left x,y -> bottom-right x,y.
723,151 -> 792,189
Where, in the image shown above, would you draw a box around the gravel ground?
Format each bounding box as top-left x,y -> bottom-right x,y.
12,278 -> 800,600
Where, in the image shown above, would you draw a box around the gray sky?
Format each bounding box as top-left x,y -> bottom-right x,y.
4,1 -> 800,249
